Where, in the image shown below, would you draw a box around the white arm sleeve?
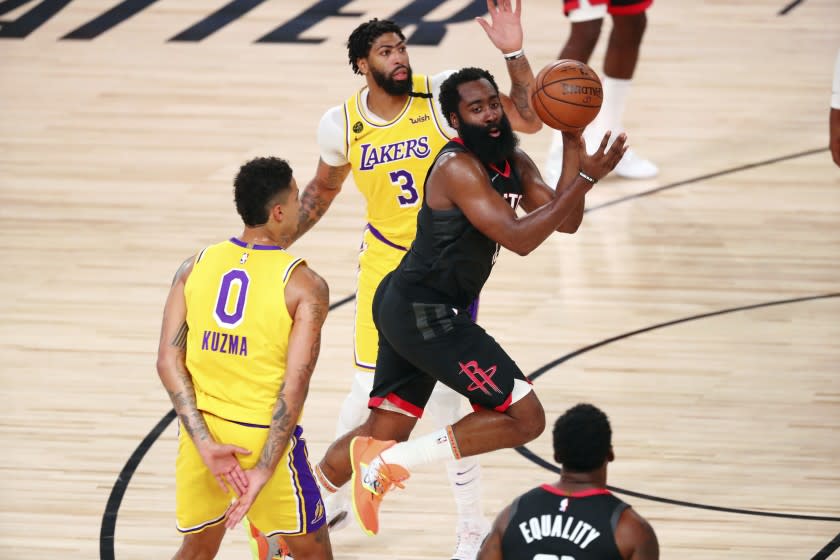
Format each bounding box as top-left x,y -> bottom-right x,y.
430,70 -> 458,137
832,48 -> 840,109
317,106 -> 349,167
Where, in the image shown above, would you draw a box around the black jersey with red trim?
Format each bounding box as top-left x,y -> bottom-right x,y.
501,485 -> 628,560
393,139 -> 523,309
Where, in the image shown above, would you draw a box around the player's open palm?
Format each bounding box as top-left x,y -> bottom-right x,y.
198,442 -> 251,496
475,0 -> 523,54
224,465 -> 272,529
581,131 -> 629,181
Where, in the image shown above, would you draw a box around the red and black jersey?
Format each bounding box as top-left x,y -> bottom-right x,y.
501,485 -> 628,560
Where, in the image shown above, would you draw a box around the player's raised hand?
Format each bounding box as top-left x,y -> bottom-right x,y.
580,131 -> 629,182
224,466 -> 272,529
475,0 -> 523,55
197,441 -> 251,496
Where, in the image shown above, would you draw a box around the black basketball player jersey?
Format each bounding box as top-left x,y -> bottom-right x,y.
394,139 -> 524,309
501,485 -> 628,560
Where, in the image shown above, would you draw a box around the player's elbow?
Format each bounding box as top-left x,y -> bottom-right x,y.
518,118 -> 543,134
558,221 -> 581,234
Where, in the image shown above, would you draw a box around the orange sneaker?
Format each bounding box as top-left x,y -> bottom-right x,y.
245,516 -> 290,559
349,436 -> 410,536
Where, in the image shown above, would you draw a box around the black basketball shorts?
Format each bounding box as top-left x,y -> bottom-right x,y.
369,273 -> 528,417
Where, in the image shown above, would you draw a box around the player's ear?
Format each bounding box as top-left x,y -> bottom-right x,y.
269,203 -> 284,223
449,112 -> 460,129
607,447 -> 615,463
357,57 -> 369,75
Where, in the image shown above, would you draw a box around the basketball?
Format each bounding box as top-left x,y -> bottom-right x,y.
531,59 -> 603,132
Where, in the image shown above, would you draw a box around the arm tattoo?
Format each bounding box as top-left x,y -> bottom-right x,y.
170,256 -> 193,286
258,381 -> 294,470
507,57 -> 537,121
170,322 -> 188,349
167,350 -> 210,443
257,295 -> 327,470
294,170 -> 344,240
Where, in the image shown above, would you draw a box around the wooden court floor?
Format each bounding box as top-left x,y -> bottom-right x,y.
1,1 -> 838,558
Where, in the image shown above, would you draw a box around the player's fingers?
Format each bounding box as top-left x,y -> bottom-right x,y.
232,445 -> 252,456
475,17 -> 491,33
598,130 -> 612,153
230,468 -> 249,495
485,0 -> 497,15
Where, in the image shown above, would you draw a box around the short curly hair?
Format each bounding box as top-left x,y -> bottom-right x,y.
438,67 -> 500,128
233,157 -> 293,227
553,403 -> 612,472
347,18 -> 405,75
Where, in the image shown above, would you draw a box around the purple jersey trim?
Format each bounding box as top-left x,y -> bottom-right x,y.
366,223 -> 409,251
229,237 -> 284,250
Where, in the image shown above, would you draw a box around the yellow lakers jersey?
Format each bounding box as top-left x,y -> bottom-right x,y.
184,238 -> 304,426
344,74 -> 453,248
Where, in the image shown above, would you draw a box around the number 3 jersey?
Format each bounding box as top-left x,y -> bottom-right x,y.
321,73 -> 454,249
184,238 -> 304,426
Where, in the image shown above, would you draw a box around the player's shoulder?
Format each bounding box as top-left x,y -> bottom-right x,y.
288,261 -> 329,300
615,506 -> 659,559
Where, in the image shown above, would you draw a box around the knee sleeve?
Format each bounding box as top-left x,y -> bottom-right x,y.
335,372 -> 375,438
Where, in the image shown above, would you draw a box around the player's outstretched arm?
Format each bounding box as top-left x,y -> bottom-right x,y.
476,503 -> 512,560
224,264 -> 329,528
156,257 -> 251,496
475,0 -> 541,133
281,159 -> 350,247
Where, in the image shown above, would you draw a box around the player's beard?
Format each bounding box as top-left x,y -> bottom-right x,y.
458,113 -> 518,166
370,65 -> 413,96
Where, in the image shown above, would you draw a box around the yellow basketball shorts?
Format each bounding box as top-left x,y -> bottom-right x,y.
354,226 -> 407,372
175,412 -> 325,537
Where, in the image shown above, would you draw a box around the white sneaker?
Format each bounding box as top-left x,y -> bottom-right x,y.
613,148 -> 659,179
324,487 -> 351,533
451,518 -> 491,560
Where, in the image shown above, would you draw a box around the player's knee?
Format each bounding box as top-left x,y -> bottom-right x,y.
611,12 -> 647,45
568,19 -> 603,54
519,408 -> 546,443
176,531 -> 223,560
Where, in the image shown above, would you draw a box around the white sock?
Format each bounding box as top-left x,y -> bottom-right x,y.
584,76 -> 632,152
326,372 -> 373,513
380,427 -> 459,470
424,386 -> 485,520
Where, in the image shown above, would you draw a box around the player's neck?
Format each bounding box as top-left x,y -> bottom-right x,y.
557,468 -> 607,490
238,227 -> 284,248
366,86 -> 409,121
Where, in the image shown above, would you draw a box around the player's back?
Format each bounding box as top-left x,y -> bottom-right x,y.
184,238 -> 304,426
501,485 -> 627,560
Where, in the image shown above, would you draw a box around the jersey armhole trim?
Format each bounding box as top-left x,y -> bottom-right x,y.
610,502 -> 630,533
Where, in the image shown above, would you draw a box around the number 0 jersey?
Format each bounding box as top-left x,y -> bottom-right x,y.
184,238 -> 304,426
343,73 -> 453,248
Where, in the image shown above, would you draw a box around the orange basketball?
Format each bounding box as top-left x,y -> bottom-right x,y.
532,59 -> 603,132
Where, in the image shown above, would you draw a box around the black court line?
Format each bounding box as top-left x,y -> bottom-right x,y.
514,446 -> 840,523
528,292 -> 840,382
518,292 -> 840,522
779,0 -> 806,16
811,531 -> 840,560
100,147 -> 835,557
100,409 -> 176,560
584,147 -> 826,214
